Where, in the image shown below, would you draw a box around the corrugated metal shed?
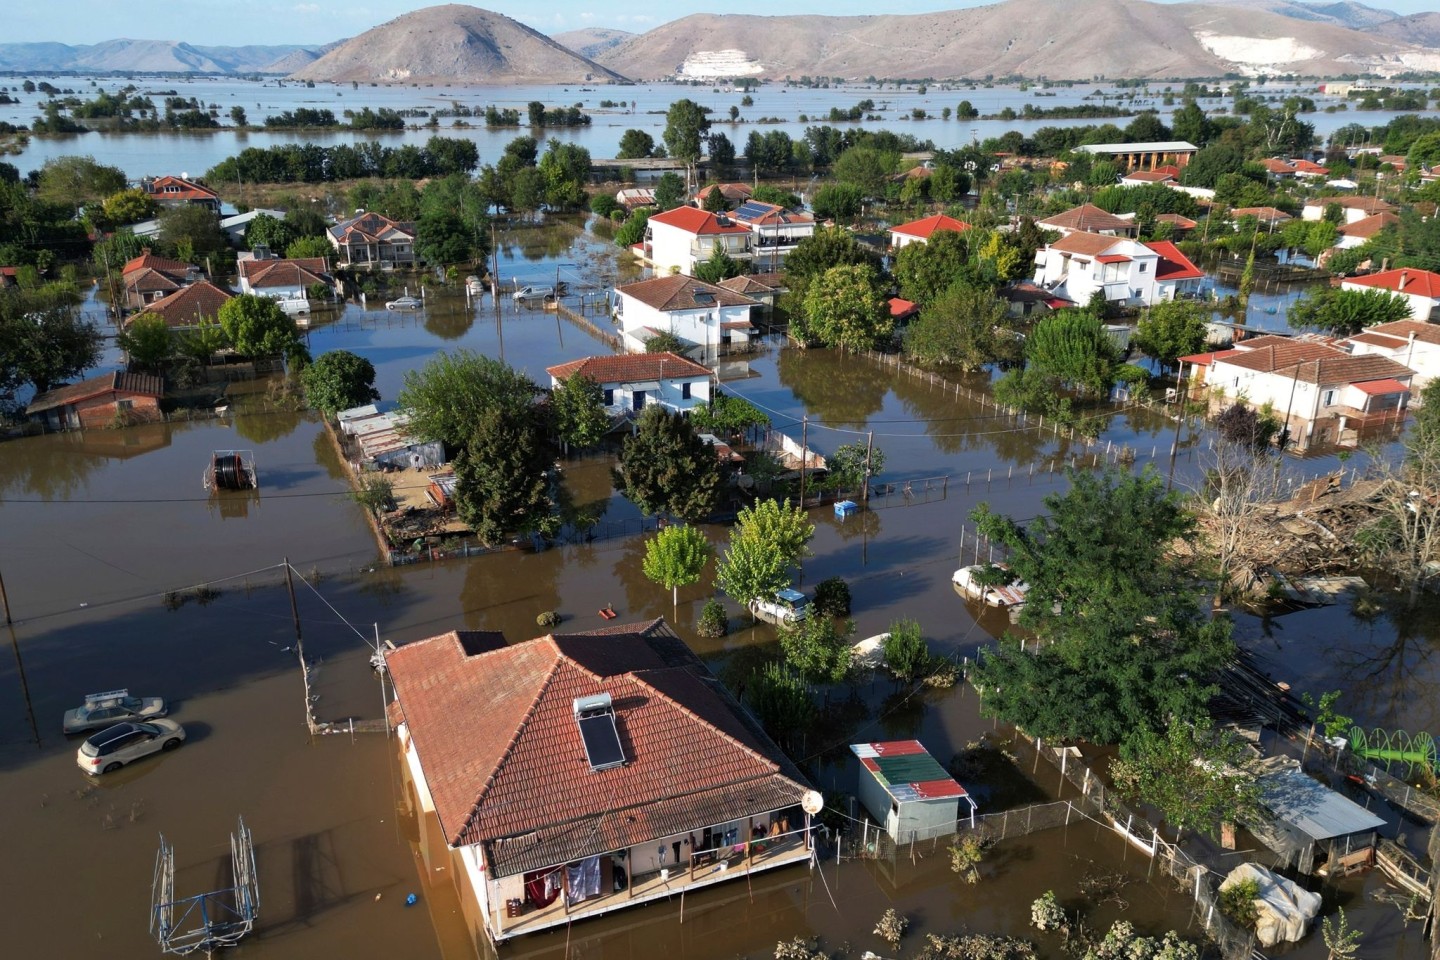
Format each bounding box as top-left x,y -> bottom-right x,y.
1260,766 -> 1385,841
851,740 -> 975,841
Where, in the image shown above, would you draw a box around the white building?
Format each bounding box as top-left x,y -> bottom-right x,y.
1345,319 -> 1440,389
1179,335 -> 1413,450
546,352 -> 714,416
236,252 -> 336,301
639,206 -> 753,276
1301,196 -> 1395,225
1032,232 -> 1204,307
731,201 -> 815,271
1340,268 -> 1440,322
614,274 -> 759,355
1332,212 -> 1399,251
1036,203 -> 1137,238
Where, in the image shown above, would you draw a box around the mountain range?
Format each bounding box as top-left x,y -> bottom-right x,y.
1,0 -> 1438,82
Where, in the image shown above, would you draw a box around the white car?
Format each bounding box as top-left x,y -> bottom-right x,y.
749,588 -> 810,625
76,720 -> 186,775
385,296 -> 423,310
512,284 -> 555,301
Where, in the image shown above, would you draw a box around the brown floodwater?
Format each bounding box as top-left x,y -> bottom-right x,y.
0,220 -> 1432,960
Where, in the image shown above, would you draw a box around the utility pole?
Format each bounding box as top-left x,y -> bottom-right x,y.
0,560 -> 11,623
799,416 -> 809,505
283,557 -> 304,655
863,430 -> 874,503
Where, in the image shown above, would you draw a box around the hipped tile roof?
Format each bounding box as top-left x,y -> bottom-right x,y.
386,619 -> 809,877
890,213 -> 972,240
617,274 -> 758,312
546,351 -> 711,383
1038,203 -> 1134,234
138,280 -> 233,328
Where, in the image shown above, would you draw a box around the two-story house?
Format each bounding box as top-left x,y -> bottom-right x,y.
613,274 -> 759,354
546,352 -> 713,416
327,211 -> 417,268
139,175 -> 221,214
1032,232 -> 1204,306
639,207 -> 753,276
731,201 -> 815,271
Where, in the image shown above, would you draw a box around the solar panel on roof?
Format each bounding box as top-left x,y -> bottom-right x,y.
574,693 -> 626,771
735,201 -> 772,220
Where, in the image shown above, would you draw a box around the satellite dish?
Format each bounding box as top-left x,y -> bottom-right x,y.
801,790 -> 824,815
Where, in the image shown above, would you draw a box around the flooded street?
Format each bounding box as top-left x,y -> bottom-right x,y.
1,218 -> 1435,959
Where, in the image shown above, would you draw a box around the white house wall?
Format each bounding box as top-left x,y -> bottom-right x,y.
1348,340 -> 1440,387
618,298 -> 752,351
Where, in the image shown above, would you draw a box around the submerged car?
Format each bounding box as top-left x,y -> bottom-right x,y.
385,296 -> 423,310
76,720 -> 186,775
512,284 -> 555,301
749,587 -> 810,625
952,563 -> 1030,608
63,689 -> 168,735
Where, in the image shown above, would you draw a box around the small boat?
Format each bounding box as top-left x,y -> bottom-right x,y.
952,563 -> 1029,608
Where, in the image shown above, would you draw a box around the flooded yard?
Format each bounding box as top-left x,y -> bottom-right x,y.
0,218 -> 1434,960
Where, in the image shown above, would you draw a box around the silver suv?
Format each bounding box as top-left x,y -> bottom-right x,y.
76,720 -> 186,775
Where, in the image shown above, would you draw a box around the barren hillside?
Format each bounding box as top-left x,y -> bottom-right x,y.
552,28 -> 634,61
1366,12 -> 1440,48
596,0 -> 1436,80
291,4 -> 626,84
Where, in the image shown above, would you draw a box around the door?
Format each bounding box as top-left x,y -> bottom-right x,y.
632,391 -> 646,411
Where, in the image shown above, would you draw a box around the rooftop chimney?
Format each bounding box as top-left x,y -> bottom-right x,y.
1399,270 -> 1409,292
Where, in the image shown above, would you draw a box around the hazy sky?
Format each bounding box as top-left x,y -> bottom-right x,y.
5,0 -> 1435,46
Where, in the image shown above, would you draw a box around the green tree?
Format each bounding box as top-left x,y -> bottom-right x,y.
538,139 -> 591,210
746,662 -> 815,751
969,468 -> 1235,747
116,314 -> 173,373
1355,379 -> 1440,597
689,391 -> 769,434
653,171 -> 685,211
803,263 -> 891,351
398,349 -> 539,451
715,498 -> 815,608
453,407 -> 553,546
1322,909 -> 1363,960
779,614 -> 854,685
693,243 -> 743,283
1024,308 -> 1121,396
229,105 -> 247,126
416,209 -> 473,266
882,618 -> 931,682
100,188 -> 156,227
893,229 -> 975,307
1288,286 -> 1412,336
613,405 -> 723,521
781,226 -> 884,315
243,212 -> 295,252
832,145 -> 899,198
1110,719 -> 1261,839
641,523 -> 714,610
217,294 -> 307,365
617,128 -> 656,159
36,155 -> 127,211
1133,300 -> 1208,373
825,440 -> 885,494
300,349 -> 380,418
286,235 -> 332,260
811,183 -> 863,223
903,282 -> 1016,370
614,208 -> 652,248
663,98 -> 711,189
158,204 -> 227,262
0,291 -> 102,393
550,373 -> 609,451
1179,143 -> 1245,189
175,319 -> 228,367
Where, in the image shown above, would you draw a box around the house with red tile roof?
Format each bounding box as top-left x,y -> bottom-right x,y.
1032,231 -> 1204,307
134,280 -> 233,330
1119,169 -> 1176,186
120,248 -> 202,310
1179,334 -> 1414,450
1343,319 -> 1440,388
692,183 -> 752,208
25,371 -> 164,430
1260,158 -> 1297,178
1333,211 -> 1400,250
1302,196 -> 1395,225
237,253 -> 336,301
1341,268 -> 1440,322
384,618 -> 813,946
1291,159 -> 1330,178
1229,207 -> 1293,227
1154,213 -> 1198,238
0,266 -> 18,288
639,206 -> 753,276
731,201 -> 815,271
546,352 -> 713,416
887,213 -> 972,249
613,274 -> 758,354
326,211 -> 416,268
139,175 -> 220,214
1036,203 -> 1138,238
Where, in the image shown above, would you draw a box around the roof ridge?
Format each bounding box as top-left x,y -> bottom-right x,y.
628,671 -> 780,774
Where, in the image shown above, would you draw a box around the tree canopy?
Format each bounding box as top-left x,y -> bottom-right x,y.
1022,308 -> 1122,397
801,263 -> 892,351
301,349 -> 380,418
1287,286 -> 1413,336
641,523 -> 713,610
217,294 -> 308,365
1133,300 -> 1209,373
613,405 -> 723,521
903,282 -> 1017,371
453,406 -> 553,546
550,373 -> 609,451
0,288 -> 102,393
715,498 -> 815,608
969,468 -> 1235,747
398,349 -> 539,452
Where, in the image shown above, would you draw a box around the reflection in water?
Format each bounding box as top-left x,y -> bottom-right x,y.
207,488 -> 261,520
777,349 -> 888,429
0,422 -> 173,499
231,407 -> 309,445
423,299 -> 476,340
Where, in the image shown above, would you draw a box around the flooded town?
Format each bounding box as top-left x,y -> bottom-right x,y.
4,4 -> 1440,960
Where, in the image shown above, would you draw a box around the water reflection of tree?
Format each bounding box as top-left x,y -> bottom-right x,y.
875,685 -> 928,741
0,427 -> 170,499
423,302 -> 475,341
776,348 -> 887,430
312,429 -> 349,481
1331,590 -> 1440,732
232,409 -> 307,445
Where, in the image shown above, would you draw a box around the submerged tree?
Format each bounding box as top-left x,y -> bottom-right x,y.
715,498 -> 815,608
641,523 -> 713,611
1110,718 -> 1260,839
614,405 -> 722,521
453,407 -> 553,546
301,349 -> 379,418
549,373 -> 609,452
1356,379 -> 1440,599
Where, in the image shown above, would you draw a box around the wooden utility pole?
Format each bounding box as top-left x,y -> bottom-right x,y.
283,557 -> 304,654
0,561 -> 11,624
799,416 -> 809,505
863,431 -> 874,503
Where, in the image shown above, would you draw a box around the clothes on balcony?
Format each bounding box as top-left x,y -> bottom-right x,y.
565,855 -> 602,904
523,866 -> 561,908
